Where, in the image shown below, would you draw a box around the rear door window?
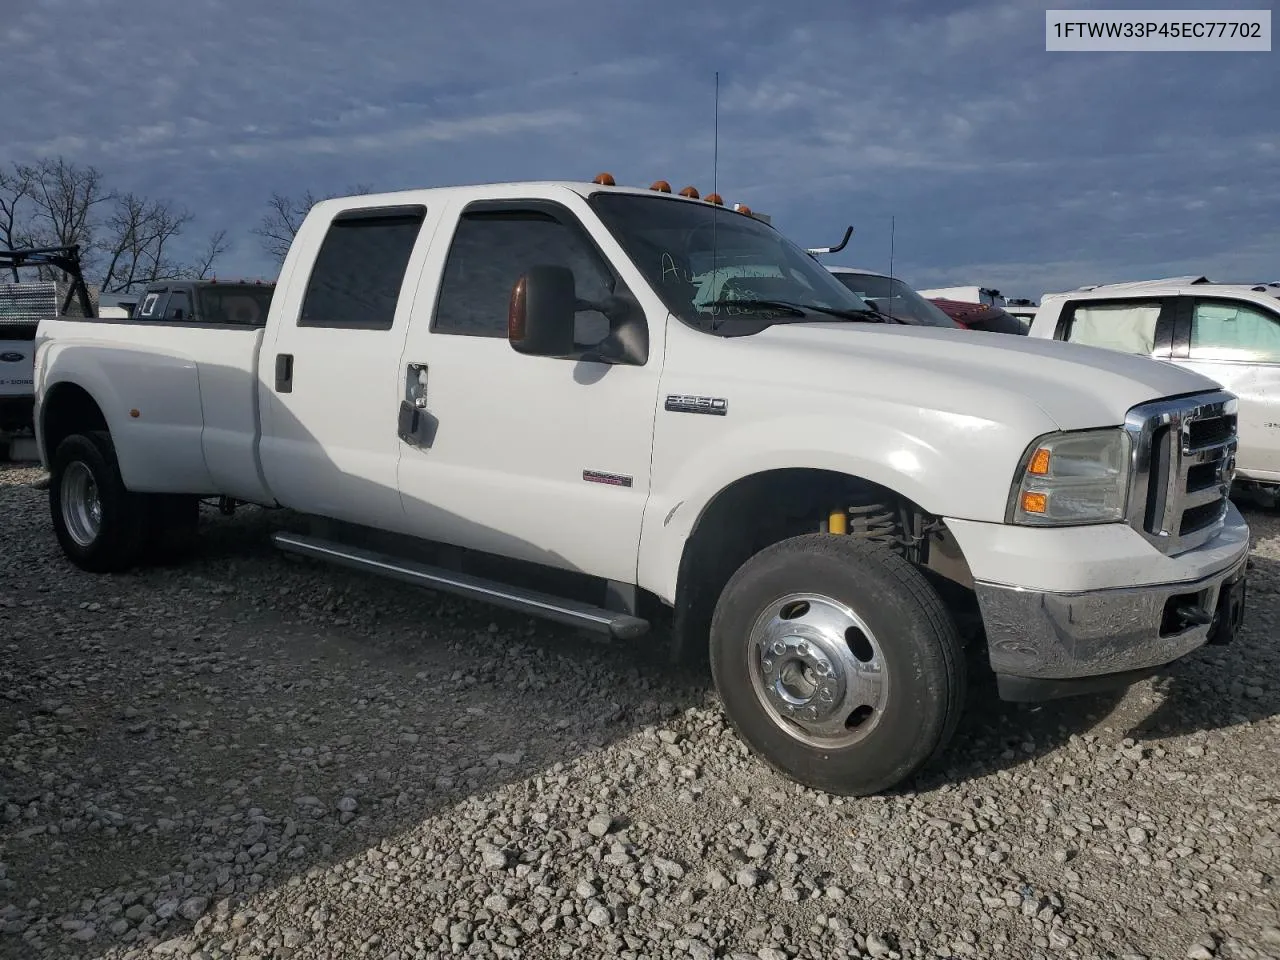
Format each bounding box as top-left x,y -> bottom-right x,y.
1059,299 -> 1170,355
298,206 -> 427,330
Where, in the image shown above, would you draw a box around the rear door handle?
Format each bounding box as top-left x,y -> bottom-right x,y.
275,353 -> 294,393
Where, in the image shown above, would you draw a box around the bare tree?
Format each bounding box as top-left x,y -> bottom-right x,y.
23,157 -> 111,259
98,193 -> 184,293
254,183 -> 373,262
1,156 -> 230,293
98,197 -> 234,293
191,229 -> 229,280
0,165 -> 36,279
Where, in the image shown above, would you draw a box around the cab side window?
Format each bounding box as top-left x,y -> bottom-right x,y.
137,292 -> 163,319
432,206 -> 625,352
166,290 -> 191,321
1061,300 -> 1163,355
1189,300 -> 1280,363
298,206 -> 427,330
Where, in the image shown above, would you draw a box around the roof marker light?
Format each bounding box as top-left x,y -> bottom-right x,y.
650,180 -> 671,193
593,172 -> 616,186
679,186 -> 700,199
705,193 -> 724,206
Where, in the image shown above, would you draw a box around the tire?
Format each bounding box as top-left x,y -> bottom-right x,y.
48,431 -> 149,573
143,494 -> 200,564
709,533 -> 966,796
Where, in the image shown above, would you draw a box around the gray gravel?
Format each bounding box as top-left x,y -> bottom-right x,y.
3,461 -> 1280,960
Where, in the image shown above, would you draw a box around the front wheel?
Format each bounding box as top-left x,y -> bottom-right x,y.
710,533 -> 966,796
48,431 -> 148,573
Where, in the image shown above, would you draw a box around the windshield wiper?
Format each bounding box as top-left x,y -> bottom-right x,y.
702,298 -> 892,324
702,298 -> 805,318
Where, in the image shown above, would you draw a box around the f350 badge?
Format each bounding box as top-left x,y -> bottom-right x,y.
665,395 -> 727,416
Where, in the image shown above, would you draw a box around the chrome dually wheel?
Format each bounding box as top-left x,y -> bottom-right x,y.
60,460 -> 103,547
710,533 -> 965,796
49,431 -> 148,573
748,592 -> 888,748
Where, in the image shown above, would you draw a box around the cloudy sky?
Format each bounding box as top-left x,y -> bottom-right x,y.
2,0 -> 1275,300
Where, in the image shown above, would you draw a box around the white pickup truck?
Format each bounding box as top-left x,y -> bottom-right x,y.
31,177 -> 1250,796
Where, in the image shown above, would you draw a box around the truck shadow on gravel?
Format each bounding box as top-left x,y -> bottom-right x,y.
106,498 -> 1280,794
1,473 -> 715,956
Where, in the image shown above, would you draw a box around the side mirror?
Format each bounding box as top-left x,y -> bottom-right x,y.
509,265 -> 576,357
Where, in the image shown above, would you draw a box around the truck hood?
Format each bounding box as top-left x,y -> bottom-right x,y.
745,321 -> 1223,430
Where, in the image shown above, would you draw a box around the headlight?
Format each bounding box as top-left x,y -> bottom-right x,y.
1008,428 -> 1130,525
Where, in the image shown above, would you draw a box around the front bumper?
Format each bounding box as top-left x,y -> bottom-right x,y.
975,548 -> 1248,700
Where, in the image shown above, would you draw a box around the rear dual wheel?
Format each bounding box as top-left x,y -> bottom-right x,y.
49,431 -> 198,572
710,534 -> 966,796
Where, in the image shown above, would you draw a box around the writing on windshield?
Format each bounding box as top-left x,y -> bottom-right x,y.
590,193 -> 872,331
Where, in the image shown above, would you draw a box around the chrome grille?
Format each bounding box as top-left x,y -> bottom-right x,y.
1124,390 -> 1238,555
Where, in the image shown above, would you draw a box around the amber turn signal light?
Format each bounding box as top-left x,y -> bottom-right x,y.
1021,491 -> 1048,514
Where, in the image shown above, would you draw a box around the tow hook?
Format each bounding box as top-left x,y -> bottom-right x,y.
218,496 -> 238,516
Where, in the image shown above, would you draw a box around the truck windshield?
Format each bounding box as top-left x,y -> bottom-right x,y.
589,193 -> 873,333
829,272 -> 958,328
197,285 -> 274,327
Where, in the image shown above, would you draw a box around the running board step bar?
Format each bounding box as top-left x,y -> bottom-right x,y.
271,532 -> 650,640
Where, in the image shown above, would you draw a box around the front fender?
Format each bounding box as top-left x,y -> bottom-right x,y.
636,406 -> 1046,603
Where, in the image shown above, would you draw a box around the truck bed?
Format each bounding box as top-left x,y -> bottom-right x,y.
35,317 -> 273,503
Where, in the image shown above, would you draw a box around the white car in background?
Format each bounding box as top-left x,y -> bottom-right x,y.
1028,276 -> 1280,502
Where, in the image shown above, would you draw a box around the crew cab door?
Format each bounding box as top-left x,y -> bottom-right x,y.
394,194 -> 663,583
258,202 -> 438,528
1171,295 -> 1280,479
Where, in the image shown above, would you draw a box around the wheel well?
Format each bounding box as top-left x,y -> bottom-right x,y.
670,468 -> 974,665
41,383 -> 108,459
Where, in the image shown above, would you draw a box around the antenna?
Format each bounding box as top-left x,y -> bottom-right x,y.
713,70 -> 720,203
710,71 -> 722,327
888,215 -> 896,304
711,72 -> 720,283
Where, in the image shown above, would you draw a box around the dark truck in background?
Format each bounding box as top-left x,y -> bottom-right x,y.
129,278 -> 275,326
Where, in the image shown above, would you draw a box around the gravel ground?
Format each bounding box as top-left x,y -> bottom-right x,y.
2,462 -> 1280,960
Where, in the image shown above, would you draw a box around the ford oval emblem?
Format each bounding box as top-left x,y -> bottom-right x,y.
0,351 -> 25,363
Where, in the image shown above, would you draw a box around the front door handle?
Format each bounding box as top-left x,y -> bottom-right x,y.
398,362 -> 437,446
275,353 -> 294,393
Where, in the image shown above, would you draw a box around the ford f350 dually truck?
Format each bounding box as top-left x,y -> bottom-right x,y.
31,176 -> 1250,795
